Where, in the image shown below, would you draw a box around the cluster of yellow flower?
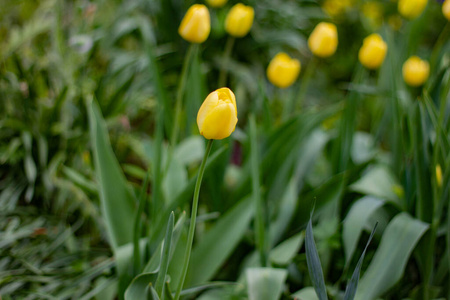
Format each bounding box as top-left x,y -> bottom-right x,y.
177,0 -> 446,140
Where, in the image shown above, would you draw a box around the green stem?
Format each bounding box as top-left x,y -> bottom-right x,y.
295,57 -> 317,111
173,139 -> 214,300
171,44 -> 198,148
218,36 -> 235,87
430,22 -> 450,71
250,113 -> 268,267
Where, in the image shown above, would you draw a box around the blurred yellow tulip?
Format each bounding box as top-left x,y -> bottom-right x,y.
206,0 -> 227,8
179,4 -> 211,43
436,165 -> 443,187
225,3 -> 254,37
308,22 -> 338,58
267,53 -> 301,88
197,88 -> 238,140
443,0 -> 450,20
358,34 -> 387,70
322,0 -> 352,17
398,0 -> 428,19
402,56 -> 430,87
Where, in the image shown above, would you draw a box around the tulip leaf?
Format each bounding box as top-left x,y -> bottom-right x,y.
349,165 -> 402,207
155,212 -> 175,297
186,196 -> 254,287
246,268 -> 287,300
354,213 -> 429,300
343,223 -> 377,300
269,232 -> 304,266
87,98 -> 135,250
305,214 -> 328,300
292,287 -> 319,300
343,196 -> 384,265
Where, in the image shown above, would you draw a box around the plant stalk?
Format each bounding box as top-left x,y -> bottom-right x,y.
218,36 -> 235,87
173,139 -> 214,300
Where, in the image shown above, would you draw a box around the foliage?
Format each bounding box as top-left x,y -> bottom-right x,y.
1,0 -> 449,299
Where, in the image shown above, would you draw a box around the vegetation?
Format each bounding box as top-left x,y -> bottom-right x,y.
1,0 -> 449,299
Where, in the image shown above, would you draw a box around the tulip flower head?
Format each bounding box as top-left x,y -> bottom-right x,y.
402,56 -> 430,87
179,4 -> 211,43
308,22 -> 338,58
443,0 -> 450,20
206,0 -> 228,8
225,3 -> 255,38
267,52 -> 301,88
358,34 -> 387,69
197,88 -> 238,140
398,0 -> 428,19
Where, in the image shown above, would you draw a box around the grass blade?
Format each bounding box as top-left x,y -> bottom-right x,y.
343,223 -> 378,300
305,213 -> 328,300
155,212 -> 175,299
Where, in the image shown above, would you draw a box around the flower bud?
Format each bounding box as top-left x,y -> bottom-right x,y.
206,0 -> 227,8
443,0 -> 450,21
179,4 -> 211,43
197,88 -> 238,140
308,22 -> 338,58
402,56 -> 430,87
225,3 -> 254,38
267,52 -> 301,88
358,33 -> 387,70
436,164 -> 443,187
398,0 -> 428,19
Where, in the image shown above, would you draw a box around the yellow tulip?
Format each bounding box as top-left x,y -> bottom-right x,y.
197,88 -> 238,140
436,165 -> 443,187
443,0 -> 450,21
402,56 -> 430,87
206,0 -> 227,8
398,0 -> 428,19
308,22 -> 338,58
267,52 -> 301,88
179,4 -> 211,43
358,33 -> 387,70
225,3 -> 254,38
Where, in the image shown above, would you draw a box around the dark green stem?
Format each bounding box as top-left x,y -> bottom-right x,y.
218,36 -> 235,87
173,139 -> 214,300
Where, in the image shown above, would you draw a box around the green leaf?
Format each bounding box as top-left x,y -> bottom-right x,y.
270,232 -> 304,266
155,212 -> 175,298
292,287 -> 319,300
355,213 -> 429,300
343,196 -> 384,265
87,98 -> 136,250
246,268 -> 287,300
305,215 -> 328,300
349,165 -> 402,207
343,223 -> 377,300
187,196 -> 254,287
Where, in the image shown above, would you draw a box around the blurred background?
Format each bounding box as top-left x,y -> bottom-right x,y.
0,0 -> 449,299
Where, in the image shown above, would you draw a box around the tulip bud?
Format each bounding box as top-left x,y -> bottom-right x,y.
225,3 -> 255,38
358,34 -> 387,70
267,52 -> 301,88
197,88 -> 238,140
179,4 -> 211,43
398,0 -> 428,19
308,22 -> 338,58
436,164 -> 443,187
443,0 -> 450,21
206,0 -> 227,8
402,56 -> 430,87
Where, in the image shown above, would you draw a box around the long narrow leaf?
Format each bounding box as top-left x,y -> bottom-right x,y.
343,223 -> 378,300
155,212 -> 175,299
87,98 -> 135,250
305,215 -> 328,300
